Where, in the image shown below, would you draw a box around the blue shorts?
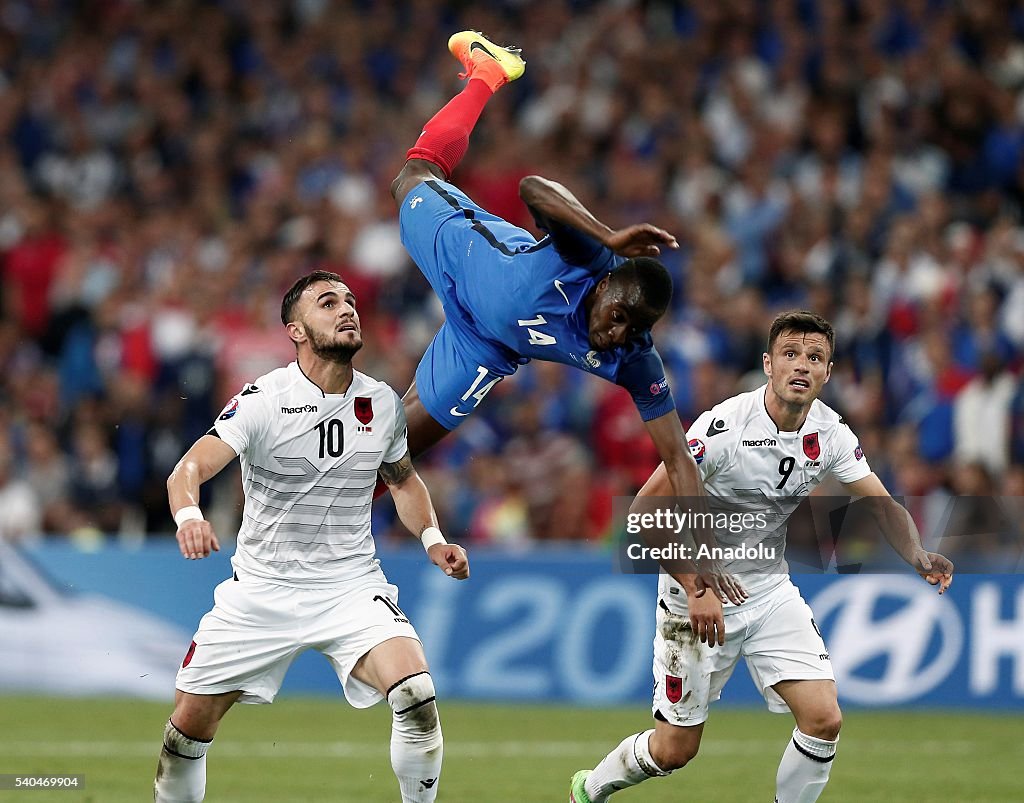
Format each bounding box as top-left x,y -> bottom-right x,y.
398,178 -> 541,305
413,319 -> 519,430
400,179 -> 536,430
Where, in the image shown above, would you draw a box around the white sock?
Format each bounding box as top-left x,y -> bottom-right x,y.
775,727 -> 838,803
585,730 -> 669,802
388,673 -> 443,803
154,720 -> 210,802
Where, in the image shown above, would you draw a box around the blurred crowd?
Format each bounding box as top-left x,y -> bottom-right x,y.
2,0 -> 1024,561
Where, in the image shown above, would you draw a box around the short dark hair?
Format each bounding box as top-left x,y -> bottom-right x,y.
281,270 -> 344,325
608,257 -> 673,330
767,310 -> 835,359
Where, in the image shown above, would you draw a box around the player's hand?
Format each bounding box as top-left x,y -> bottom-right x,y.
687,588 -> 725,647
693,559 -> 748,607
912,549 -> 953,594
176,520 -> 220,560
428,542 -> 469,580
605,224 -> 679,258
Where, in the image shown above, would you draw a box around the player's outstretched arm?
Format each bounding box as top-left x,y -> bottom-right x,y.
380,450 -> 469,580
632,463 -> 725,646
167,434 -> 237,560
519,175 -> 678,258
842,473 -> 954,594
639,412 -> 748,607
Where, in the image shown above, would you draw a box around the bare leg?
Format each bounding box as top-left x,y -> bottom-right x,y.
392,159 -> 446,207
773,680 -> 842,803
773,679 -> 842,740
154,689 -> 241,802
353,637 -> 442,803
583,718 -> 697,801
648,718 -> 703,771
169,689 -> 241,740
402,380 -> 452,460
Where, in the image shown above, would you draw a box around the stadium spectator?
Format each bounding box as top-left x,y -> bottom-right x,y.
23,421 -> 72,534
953,350 -> 1017,474
67,418 -> 122,534
0,439 -> 42,542
0,1 -> 1021,545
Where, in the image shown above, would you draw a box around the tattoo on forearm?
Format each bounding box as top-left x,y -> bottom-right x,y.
379,451 -> 414,486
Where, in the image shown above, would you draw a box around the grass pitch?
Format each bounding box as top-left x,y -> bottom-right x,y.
0,696 -> 1018,801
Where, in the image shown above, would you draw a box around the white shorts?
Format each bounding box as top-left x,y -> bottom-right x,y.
652,579 -> 833,726
176,572 -> 420,707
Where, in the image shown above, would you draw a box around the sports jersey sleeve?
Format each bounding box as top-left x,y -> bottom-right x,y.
685,410 -> 726,481
527,204 -> 619,272
382,390 -> 409,464
615,343 -> 676,422
208,383 -> 272,456
827,420 -> 872,483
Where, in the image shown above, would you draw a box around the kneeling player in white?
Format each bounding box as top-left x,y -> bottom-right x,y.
571,311 -> 953,803
153,271 -> 469,803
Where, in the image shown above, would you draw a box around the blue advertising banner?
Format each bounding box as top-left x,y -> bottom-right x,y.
6,541 -> 1023,709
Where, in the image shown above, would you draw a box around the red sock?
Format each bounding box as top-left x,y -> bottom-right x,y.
406,78 -> 494,179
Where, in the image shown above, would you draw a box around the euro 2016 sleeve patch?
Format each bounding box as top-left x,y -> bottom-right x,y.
218,397 -> 240,421
688,438 -> 706,465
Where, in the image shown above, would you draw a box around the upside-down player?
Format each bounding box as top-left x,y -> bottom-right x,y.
390,31 -> 744,603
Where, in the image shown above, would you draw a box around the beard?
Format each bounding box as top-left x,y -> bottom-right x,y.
307,328 -> 363,363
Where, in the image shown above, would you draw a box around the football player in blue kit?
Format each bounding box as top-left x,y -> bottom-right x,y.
390,32 -> 744,603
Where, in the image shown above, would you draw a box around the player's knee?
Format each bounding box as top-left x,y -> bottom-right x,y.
650,729 -> 700,771
388,672 -> 441,741
391,162 -> 441,204
802,707 -> 842,741
169,707 -> 218,743
821,708 -> 843,740
390,169 -> 410,201
170,692 -> 235,742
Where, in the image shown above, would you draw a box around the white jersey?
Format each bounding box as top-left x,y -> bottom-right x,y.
660,384 -> 872,612
211,362 -> 407,587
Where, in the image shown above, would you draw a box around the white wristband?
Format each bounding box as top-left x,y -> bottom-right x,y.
174,505 -> 204,528
420,526 -> 447,551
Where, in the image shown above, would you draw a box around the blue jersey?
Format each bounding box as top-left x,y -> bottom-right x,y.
400,179 -> 675,430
